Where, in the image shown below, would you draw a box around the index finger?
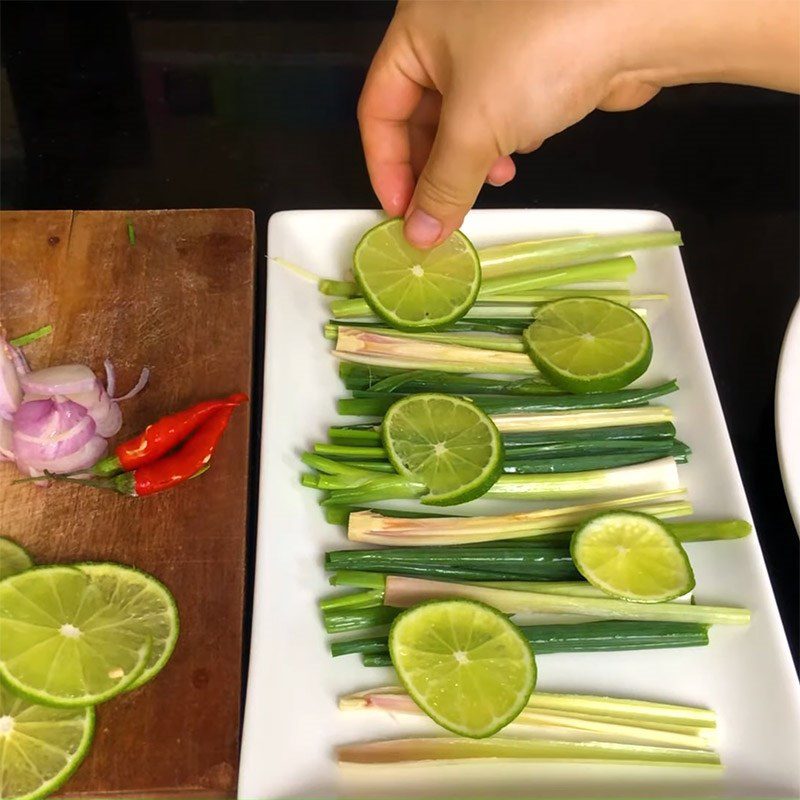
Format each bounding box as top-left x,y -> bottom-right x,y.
358,40 -> 424,217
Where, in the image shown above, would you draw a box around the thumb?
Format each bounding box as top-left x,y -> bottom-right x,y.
404,98 -> 500,248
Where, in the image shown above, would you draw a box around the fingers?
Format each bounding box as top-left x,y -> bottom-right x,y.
358,42 -> 424,217
404,97 -> 503,248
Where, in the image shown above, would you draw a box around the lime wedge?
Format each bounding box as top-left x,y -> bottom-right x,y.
389,599 -> 536,738
0,682 -> 94,800
0,537 -> 34,580
382,393 -> 503,506
524,297 -> 652,393
0,566 -> 151,707
571,511 -> 695,602
77,563 -> 179,690
353,218 -> 480,330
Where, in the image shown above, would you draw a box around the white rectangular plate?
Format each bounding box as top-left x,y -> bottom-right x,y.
240,209 -> 800,799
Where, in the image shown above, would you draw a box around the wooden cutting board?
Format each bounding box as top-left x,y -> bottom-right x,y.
0,209 -> 254,797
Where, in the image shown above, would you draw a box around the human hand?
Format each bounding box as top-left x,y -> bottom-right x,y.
359,0 -> 800,248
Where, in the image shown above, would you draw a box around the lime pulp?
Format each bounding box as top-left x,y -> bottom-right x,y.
353,218 -> 480,330
389,599 -> 536,738
381,393 -> 504,506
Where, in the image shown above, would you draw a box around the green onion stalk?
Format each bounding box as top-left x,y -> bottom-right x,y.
304,454 -> 682,508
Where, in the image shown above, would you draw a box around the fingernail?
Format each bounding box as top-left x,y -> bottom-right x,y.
404,209 -> 442,248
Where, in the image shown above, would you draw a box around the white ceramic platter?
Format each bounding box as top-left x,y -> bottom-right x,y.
240,209 -> 800,799
776,298 -> 800,534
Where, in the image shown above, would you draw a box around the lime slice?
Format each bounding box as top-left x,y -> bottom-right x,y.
0,537 -> 34,580
0,682 -> 94,800
389,599 -> 536,738
524,297 -> 652,393
0,566 -> 151,707
571,511 -> 695,602
77,563 -> 179,690
382,393 -> 503,506
353,218 -> 480,330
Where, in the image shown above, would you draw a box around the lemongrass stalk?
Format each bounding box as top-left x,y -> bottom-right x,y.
340,688 -> 715,748
337,736 -> 718,767
348,491 -> 691,546
480,256 -> 636,297
334,327 -> 537,376
325,322 -> 525,353
481,290 -> 668,305
330,254 -> 639,319
488,457 -> 680,501
478,231 -> 683,278
383,576 -> 750,625
319,279 -> 359,297
525,692 -> 716,727
492,406 -> 674,434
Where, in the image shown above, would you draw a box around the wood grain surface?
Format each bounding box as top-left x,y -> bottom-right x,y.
0,209 -> 255,797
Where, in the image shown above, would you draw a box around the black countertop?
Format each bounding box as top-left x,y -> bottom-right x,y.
2,1 -> 798,671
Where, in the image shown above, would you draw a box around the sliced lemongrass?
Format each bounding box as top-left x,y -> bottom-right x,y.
384,576 -> 750,626
334,326 -> 537,376
348,491 -> 691,546
491,406 -> 674,434
478,231 -> 683,278
337,736 -> 718,767
480,256 -> 636,297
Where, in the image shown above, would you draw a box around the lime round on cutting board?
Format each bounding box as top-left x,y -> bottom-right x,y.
353,218 -> 481,330
76,563 -> 179,690
0,682 -> 94,800
524,297 -> 652,393
0,537 -> 34,580
389,599 -> 536,738
571,511 -> 695,602
0,566 -> 151,707
382,393 -> 504,506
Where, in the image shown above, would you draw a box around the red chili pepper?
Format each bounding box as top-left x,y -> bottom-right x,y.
114,405 -> 237,497
93,392 -> 248,476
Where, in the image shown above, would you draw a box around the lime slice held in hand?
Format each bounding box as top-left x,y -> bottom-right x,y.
0,566 -> 151,707
0,537 -> 34,580
353,218 -> 481,330
571,511 -> 695,603
524,297 -> 652,393
0,682 -> 94,800
389,599 -> 536,738
77,563 -> 179,690
382,393 -> 504,506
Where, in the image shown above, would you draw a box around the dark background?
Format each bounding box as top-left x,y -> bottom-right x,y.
2,0 -> 798,679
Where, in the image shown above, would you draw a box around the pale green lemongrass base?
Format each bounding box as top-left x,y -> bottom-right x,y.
334,326 -> 538,375
337,736 -> 718,767
478,231 -> 683,278
339,687 -> 715,749
383,576 -> 750,625
347,490 -> 692,546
